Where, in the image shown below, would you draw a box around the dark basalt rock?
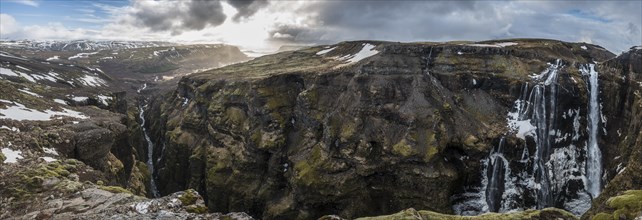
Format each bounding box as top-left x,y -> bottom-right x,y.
142,39 -> 642,219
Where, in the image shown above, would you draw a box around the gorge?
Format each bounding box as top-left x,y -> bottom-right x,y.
1,39 -> 641,220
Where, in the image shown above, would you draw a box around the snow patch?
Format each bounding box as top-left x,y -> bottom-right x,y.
0,67 -> 21,77
53,99 -> 67,105
581,46 -> 588,50
344,44 -> 379,63
68,52 -> 98,60
0,125 -> 20,132
0,67 -> 40,83
43,147 -> 59,156
46,56 -> 60,61
133,201 -> 152,214
316,47 -> 336,55
507,100 -> 537,139
40,156 -> 57,162
78,74 -> 106,87
0,100 -> 88,121
16,65 -> 31,72
71,96 -> 89,102
2,148 -> 24,163
18,89 -> 43,98
97,95 -> 111,106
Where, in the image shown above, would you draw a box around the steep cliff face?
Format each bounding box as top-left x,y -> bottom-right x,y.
581,48 -> 642,220
145,40 -> 640,219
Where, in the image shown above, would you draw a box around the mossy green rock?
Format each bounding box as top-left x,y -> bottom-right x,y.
588,190 -> 642,220
353,207 -> 578,220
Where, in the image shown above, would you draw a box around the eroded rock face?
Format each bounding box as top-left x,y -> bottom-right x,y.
144,39 -> 642,219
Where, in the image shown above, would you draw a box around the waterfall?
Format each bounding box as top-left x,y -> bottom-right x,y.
515,59 -> 561,209
453,138 -> 519,214
581,64 -> 602,198
138,84 -> 161,198
484,138 -> 520,212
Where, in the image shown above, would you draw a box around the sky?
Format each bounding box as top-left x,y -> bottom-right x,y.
0,0 -> 640,53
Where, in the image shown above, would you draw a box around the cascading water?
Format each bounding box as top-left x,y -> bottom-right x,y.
138,84 -> 161,198
581,64 -> 602,198
454,59 -> 600,215
452,138 -> 520,214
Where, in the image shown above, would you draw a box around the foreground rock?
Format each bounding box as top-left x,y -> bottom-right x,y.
323,207 -> 578,220
8,186 -> 252,219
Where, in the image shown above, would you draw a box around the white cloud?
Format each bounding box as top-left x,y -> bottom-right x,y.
0,14 -> 19,37
6,0 -> 39,7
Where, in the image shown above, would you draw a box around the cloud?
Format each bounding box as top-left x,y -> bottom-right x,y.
1,0 -> 639,53
0,14 -> 20,37
265,1 -> 641,53
122,0 -> 271,34
227,0 -> 269,21
5,0 -> 39,7
124,0 -> 226,34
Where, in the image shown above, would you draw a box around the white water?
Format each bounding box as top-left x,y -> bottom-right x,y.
453,138 -> 520,214
513,60 -> 562,209
581,64 -> 602,198
138,85 -> 160,198
455,60 -> 605,216
484,138 -> 520,212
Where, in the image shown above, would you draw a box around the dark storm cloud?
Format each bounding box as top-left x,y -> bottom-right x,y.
267,0 -> 641,53
129,0 -> 269,34
183,0 -> 227,30
130,0 -> 226,33
227,0 -> 269,22
268,1 -> 494,44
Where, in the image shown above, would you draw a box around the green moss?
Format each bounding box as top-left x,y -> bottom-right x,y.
591,212 -> 613,220
225,107 -> 246,125
603,190 -> 642,219
424,146 -> 439,162
99,185 -> 133,194
463,135 -> 479,147
0,151 -> 5,163
356,207 -> 578,220
294,144 -> 325,186
443,103 -> 452,112
340,121 -> 357,141
8,160 -> 86,200
179,189 -> 200,206
392,139 -> 414,157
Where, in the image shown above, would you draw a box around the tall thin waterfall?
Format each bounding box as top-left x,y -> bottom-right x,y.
138,84 -> 161,198
581,64 -> 602,198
